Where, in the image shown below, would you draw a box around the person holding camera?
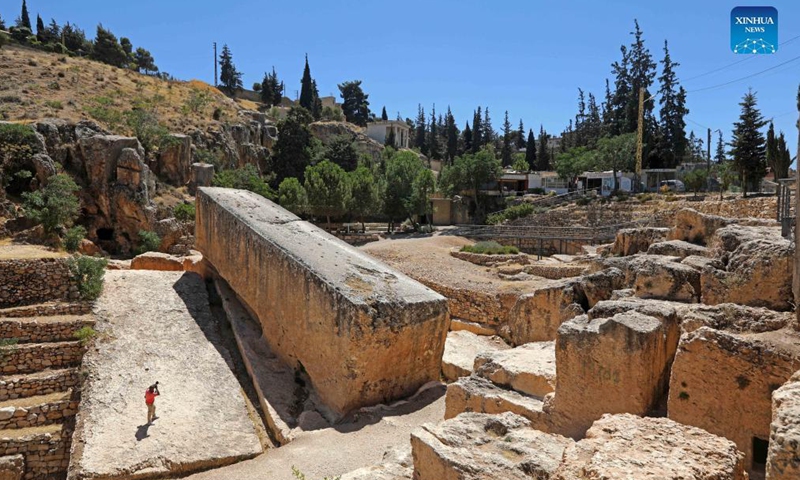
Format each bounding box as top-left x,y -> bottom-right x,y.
145,382 -> 160,424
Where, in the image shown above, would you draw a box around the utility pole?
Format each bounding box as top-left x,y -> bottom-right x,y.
707,128 -> 712,172
635,87 -> 645,191
213,42 -> 218,87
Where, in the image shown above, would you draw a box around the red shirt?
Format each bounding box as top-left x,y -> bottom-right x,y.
145,390 -> 158,405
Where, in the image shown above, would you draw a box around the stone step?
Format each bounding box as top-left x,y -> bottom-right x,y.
441,331 -> 510,382
0,422 -> 63,440
0,315 -> 95,344
444,375 -> 552,433
0,302 -> 91,319
0,341 -> 85,375
473,341 -> 556,398
0,423 -> 70,477
0,368 -> 79,401
0,390 -> 77,430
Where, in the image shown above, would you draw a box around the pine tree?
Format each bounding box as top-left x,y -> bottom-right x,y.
428,105 -> 440,159
537,126 -> 550,171
445,107 -> 458,163
299,54 -> 314,111
627,20 -> 657,134
657,40 -> 689,168
586,93 -> 602,148
381,106 -> 388,121
36,14 -> 44,42
714,131 -> 726,163
609,45 -> 631,136
766,122 -> 777,174
414,105 -> 427,155
472,108 -> 482,153
45,19 -> 60,44
134,48 -> 157,74
218,44 -> 242,96
602,79 -> 614,136
92,25 -> 128,67
0,13 -> 5,30
338,80 -> 371,126
574,88 -> 587,147
311,80 -> 322,119
482,107 -> 494,146
501,111 -> 513,166
525,129 -> 537,170
729,89 -> 767,197
516,120 -> 526,150
261,68 -> 282,107
19,0 -> 31,30
463,122 -> 473,154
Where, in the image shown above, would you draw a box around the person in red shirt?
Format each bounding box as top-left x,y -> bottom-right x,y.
145,382 -> 160,424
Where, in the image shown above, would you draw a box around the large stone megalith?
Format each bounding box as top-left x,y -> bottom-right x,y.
195,188 -> 449,418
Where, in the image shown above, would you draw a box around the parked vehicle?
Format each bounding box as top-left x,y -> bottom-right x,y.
659,179 -> 686,192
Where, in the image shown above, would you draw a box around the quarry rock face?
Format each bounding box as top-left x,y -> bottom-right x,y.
155,133 -> 192,186
549,311 -> 677,438
611,227 -> 669,256
768,371 -> 800,479
473,341 -> 556,398
669,208 -> 734,244
630,255 -> 700,302
441,331 -> 510,382
647,239 -> 709,258
502,282 -> 585,346
195,188 -> 449,418
444,376 -> 549,429
411,412 -> 573,480
553,414 -> 748,480
577,267 -> 624,308
668,326 -> 800,470
702,225 -> 793,310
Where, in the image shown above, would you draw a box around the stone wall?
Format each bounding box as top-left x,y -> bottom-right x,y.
449,251 -> 529,266
0,303 -> 91,319
0,342 -> 85,375
195,188 -> 449,418
0,369 -> 79,402
0,318 -> 94,344
0,396 -> 78,430
0,428 -> 70,480
0,258 -> 77,308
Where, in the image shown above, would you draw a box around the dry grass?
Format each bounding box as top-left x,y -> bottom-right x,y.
0,44 -> 245,134
0,390 -> 71,409
0,244 -> 67,260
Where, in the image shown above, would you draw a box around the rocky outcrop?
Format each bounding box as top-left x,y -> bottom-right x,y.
701,225 -> 792,310
647,239 -> 709,258
502,281 -> 585,346
553,414 -> 748,480
155,134 -> 192,186
189,162 -> 214,195
195,188 -> 449,419
577,267 -> 624,308
441,331 -> 510,382
411,412 -> 573,480
631,255 -> 700,302
669,207 -> 777,245
611,227 -> 669,256
768,371 -> 800,479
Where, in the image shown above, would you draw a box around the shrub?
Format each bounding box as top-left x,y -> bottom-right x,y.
636,193 -> 654,203
173,202 -> 195,223
576,196 -> 592,206
22,173 -> 81,234
212,164 -> 275,200
0,123 -> 40,168
665,193 -> 678,202
74,326 -> 97,344
486,203 -> 535,225
0,32 -> 8,50
64,225 -> 87,253
527,187 -> 545,195
45,100 -> 63,110
67,255 -> 108,301
135,230 -> 161,255
461,241 -> 520,255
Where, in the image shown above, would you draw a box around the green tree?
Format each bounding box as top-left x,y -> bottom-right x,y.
22,173 -> 81,234
218,44 -> 242,95
278,177 -> 307,215
554,146 -> 596,185
45,19 -> 60,45
525,129 -> 537,170
500,111 -> 513,167
439,147 -> 502,219
596,133 -> 636,193
773,132 -> 792,181
35,14 -> 44,42
19,0 -> 31,30
324,135 -> 359,172
729,89 -> 767,197
511,153 -> 529,173
120,37 -> 133,56
381,106 -> 388,121
0,13 -> 6,30
766,122 -> 777,177
516,120 -> 526,150
92,25 -> 128,67
212,164 -> 274,199
407,168 -> 436,228
261,67 -> 282,107
273,107 -> 314,184
383,150 -> 424,228
656,41 -> 688,168
299,55 -> 315,112
683,169 -> 707,197
304,160 -> 349,228
482,107 -> 494,146
715,161 -> 736,200
348,166 -> 379,231
428,105 -> 440,159
414,105 -> 426,155
338,80 -> 370,127
714,131 -> 726,163
134,48 -> 158,75
462,122 -> 473,154
536,126 -> 550,171
62,23 -> 90,54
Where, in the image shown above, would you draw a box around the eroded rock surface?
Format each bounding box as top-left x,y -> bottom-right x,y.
441,331 -> 510,382
473,342 -> 555,398
768,371 -> 800,479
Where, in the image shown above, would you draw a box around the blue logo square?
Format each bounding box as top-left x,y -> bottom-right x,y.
731,6 -> 778,54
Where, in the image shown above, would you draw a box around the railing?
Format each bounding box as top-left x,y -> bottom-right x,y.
777,178 -> 796,239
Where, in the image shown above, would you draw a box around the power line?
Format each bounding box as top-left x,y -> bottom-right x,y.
686,54 -> 800,94
683,33 -> 800,82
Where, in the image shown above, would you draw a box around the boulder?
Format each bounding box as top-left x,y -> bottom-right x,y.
130,252 -> 184,271
611,227 -> 669,256
768,371 -> 800,479
441,331 -> 510,382
411,412 -> 573,480
669,208 -> 734,245
554,414 -> 747,480
473,341 -> 555,398
78,239 -> 104,256
189,162 -> 215,195
681,254 -> 723,271
679,303 -> 793,334
647,239 -> 709,258
444,376 -> 549,430
631,255 -> 700,302
156,134 -> 192,186
577,267 -> 624,308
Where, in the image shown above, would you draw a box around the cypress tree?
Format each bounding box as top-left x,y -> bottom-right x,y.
381,106 -> 388,121
657,40 -> 689,168
537,126 -> 550,171
311,79 -> 322,119
218,44 -> 242,96
729,89 -> 767,197
501,111 -> 513,166
463,122 -> 473,154
774,132 -> 792,180
602,79 -> 614,136
472,108 -> 482,152
428,105 -> 440,159
516,120 -> 526,150
525,129 -> 537,170
714,131 -> 725,163
482,107 -> 494,146
0,13 -> 6,31
20,0 -> 31,30
414,104 -> 427,155
766,122 -> 777,174
445,107 -> 458,163
299,54 -> 314,111
36,14 -> 44,42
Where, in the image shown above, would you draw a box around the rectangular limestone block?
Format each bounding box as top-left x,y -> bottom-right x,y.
473,341 -> 556,398
768,371 -> 800,479
195,188 -> 449,418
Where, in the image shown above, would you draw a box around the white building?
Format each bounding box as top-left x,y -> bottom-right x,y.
366,120 -> 410,149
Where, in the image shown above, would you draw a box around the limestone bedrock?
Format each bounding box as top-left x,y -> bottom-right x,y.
195,188 -> 449,419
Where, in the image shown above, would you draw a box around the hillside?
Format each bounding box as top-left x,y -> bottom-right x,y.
0,44 -> 246,134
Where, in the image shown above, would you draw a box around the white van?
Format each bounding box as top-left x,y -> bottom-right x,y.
659,179 -> 685,192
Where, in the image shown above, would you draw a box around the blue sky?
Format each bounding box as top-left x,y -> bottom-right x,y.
6,0 -> 800,155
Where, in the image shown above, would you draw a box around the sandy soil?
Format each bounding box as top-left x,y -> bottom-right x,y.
360,233 -> 554,294
0,244 -> 66,260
